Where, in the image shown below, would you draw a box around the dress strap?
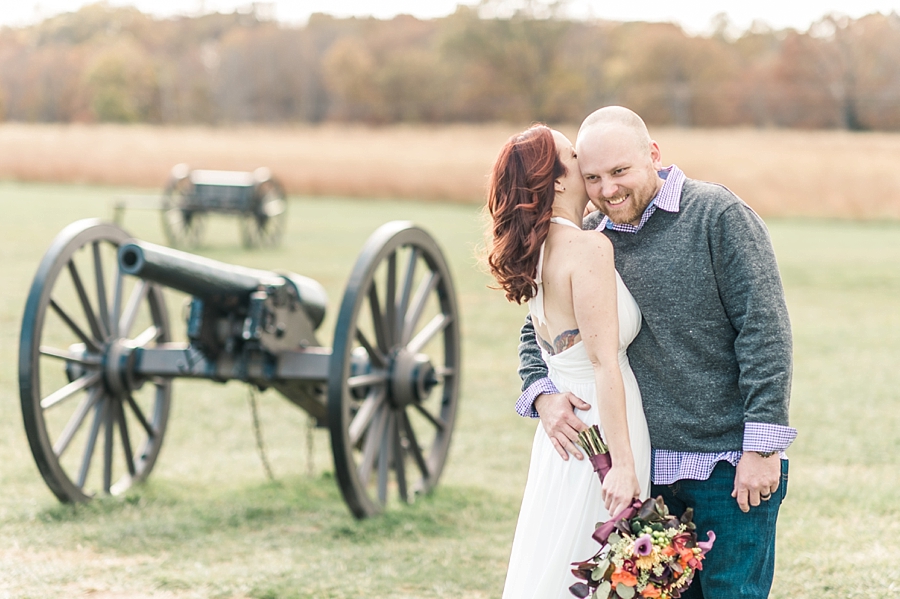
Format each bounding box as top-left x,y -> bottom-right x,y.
550,216 -> 582,230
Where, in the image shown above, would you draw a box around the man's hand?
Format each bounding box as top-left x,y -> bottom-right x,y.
732,451 -> 781,512
534,392 -> 591,460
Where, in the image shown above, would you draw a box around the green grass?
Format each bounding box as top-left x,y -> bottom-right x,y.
0,182 -> 898,598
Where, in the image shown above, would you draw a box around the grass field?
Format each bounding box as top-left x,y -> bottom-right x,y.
2,123 -> 900,219
0,182 -> 898,598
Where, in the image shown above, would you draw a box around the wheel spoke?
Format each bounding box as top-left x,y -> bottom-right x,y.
77,398 -> 106,489
103,397 -> 115,492
355,330 -> 386,369
368,284 -> 389,353
400,409 -> 430,482
349,387 -> 386,446
110,268 -> 124,338
384,251 -> 397,346
401,271 -> 439,345
132,325 -> 161,348
119,280 -> 149,339
396,248 -> 418,331
348,372 -> 388,389
393,410 -> 408,502
40,346 -> 101,367
414,403 -> 447,432
125,393 -> 157,439
68,261 -> 104,342
49,299 -> 101,353
407,313 -> 452,355
434,365 -> 455,379
92,242 -> 111,339
53,388 -> 101,457
358,403 -> 387,487
40,371 -> 101,410
115,399 -> 136,477
378,411 -> 394,505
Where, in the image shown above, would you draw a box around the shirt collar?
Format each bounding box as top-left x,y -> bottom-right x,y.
597,165 -> 684,233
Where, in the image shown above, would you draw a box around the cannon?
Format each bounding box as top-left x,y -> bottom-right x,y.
148,164 -> 286,248
18,218 -> 460,518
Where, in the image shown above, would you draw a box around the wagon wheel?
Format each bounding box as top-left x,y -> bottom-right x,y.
328,221 -> 460,518
240,179 -> 287,249
19,219 -> 172,502
161,168 -> 205,248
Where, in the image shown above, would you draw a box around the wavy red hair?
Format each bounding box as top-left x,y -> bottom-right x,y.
486,124 -> 567,304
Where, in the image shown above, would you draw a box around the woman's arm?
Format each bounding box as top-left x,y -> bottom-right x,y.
570,232 -> 640,516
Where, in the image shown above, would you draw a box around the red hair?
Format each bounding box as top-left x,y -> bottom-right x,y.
487,124 -> 567,304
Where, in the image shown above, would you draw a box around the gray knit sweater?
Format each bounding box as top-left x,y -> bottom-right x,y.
517,179 -> 793,452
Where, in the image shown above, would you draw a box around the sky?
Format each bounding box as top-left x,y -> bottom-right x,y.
3,0 -> 900,34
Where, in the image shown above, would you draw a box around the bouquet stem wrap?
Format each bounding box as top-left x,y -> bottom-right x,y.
588,452 -> 611,482
576,425 -> 610,483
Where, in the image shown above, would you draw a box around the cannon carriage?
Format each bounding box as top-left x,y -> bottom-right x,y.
19,218 -> 460,518
153,164 -> 287,249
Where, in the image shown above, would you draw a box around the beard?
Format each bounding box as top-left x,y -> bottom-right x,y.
596,175 -> 659,225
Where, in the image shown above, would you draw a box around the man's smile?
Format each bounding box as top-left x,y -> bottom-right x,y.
606,194 -> 629,206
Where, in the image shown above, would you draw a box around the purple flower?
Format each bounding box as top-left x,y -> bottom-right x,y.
698,531 -> 716,555
633,534 -> 654,557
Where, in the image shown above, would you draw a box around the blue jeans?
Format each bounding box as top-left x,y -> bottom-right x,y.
650,459 -> 789,599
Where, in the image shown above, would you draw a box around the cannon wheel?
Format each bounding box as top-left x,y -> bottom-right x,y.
240,179 -> 287,249
19,219 -> 172,502
328,221 -> 460,518
161,168 -> 205,248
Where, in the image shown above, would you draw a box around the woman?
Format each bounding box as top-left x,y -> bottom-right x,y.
486,125 -> 651,598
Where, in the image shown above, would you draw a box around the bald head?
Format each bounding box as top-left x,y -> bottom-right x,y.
573,106 -> 663,226
576,106 -> 652,154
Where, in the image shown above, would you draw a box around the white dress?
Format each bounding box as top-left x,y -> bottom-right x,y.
502,217 -> 651,599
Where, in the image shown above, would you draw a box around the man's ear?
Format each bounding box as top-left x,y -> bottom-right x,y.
649,140 -> 663,171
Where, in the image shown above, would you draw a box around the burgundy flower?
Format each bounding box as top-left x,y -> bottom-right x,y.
622,559 -> 637,574
672,532 -> 693,552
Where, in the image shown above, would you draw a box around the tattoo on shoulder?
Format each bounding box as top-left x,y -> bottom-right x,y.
553,329 -> 580,354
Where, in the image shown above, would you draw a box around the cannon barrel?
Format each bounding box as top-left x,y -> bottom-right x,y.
118,240 -> 326,328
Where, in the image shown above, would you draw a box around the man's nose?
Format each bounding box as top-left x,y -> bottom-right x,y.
600,181 -> 619,199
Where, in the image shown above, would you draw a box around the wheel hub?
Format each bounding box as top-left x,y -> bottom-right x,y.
102,338 -> 142,398
389,349 -> 437,408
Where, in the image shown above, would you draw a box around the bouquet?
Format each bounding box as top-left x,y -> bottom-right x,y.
577,425 -> 611,482
569,497 -> 715,599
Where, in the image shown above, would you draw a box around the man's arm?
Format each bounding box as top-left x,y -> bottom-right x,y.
517,314 -> 591,460
710,200 -> 795,511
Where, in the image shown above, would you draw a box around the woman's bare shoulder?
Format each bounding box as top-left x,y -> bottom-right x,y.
550,228 -> 613,276
566,228 -> 613,258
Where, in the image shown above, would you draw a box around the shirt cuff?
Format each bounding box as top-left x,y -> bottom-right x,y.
742,421 -> 797,453
515,378 -> 560,419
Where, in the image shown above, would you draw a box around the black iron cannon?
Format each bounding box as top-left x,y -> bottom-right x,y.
162,165 -> 287,248
19,218 -> 460,518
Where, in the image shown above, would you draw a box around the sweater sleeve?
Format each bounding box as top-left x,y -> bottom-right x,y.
518,314 -> 550,391
515,314 -> 558,418
709,201 -> 793,427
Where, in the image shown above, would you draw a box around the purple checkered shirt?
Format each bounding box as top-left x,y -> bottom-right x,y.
515,164 -> 797,484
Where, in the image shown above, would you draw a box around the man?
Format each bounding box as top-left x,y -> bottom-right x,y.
516,106 -> 795,598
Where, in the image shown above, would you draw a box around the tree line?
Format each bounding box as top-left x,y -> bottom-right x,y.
1,2 -> 899,129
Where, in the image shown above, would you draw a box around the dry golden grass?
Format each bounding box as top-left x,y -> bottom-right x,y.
2,123 -> 899,219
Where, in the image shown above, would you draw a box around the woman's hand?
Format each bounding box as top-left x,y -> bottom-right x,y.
601,464 -> 641,517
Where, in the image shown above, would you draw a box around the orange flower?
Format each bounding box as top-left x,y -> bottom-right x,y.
611,568 -> 638,587
662,546 -> 678,557
641,586 -> 662,597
